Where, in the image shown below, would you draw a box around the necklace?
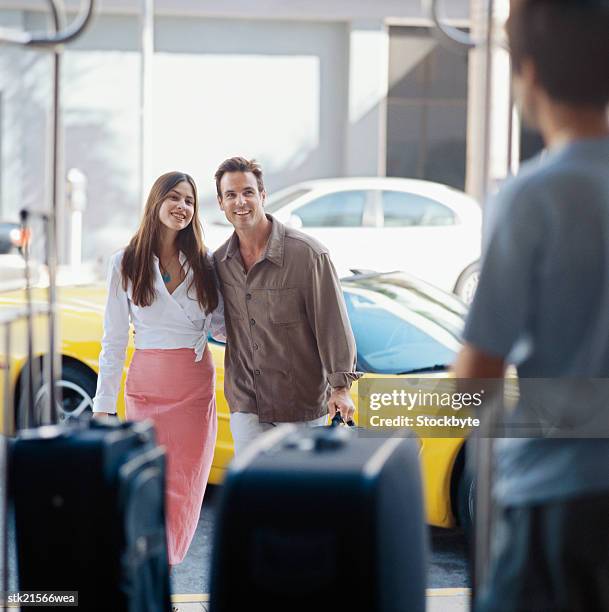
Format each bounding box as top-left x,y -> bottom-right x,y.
159,253 -> 178,284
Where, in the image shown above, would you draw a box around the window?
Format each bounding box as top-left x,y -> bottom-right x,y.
266,188 -> 311,214
292,190 -> 366,227
344,291 -> 457,374
387,26 -> 468,190
381,190 -> 454,227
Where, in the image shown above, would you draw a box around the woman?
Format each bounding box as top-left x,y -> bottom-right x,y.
92,171 -> 225,568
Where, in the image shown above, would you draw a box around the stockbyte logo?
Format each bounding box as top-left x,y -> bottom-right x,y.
358,378 -> 486,437
358,377 -> 609,439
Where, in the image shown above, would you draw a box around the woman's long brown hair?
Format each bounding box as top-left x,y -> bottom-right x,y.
121,171 -> 219,313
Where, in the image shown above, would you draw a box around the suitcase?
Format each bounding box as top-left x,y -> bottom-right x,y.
4,206 -> 171,611
3,202 -> 171,611
210,424 -> 427,612
10,419 -> 171,612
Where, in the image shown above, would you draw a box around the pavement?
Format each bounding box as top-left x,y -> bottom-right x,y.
170,589 -> 471,611
172,487 -> 470,595
170,487 -> 472,610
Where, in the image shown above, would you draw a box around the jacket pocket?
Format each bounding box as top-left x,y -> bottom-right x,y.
268,288 -> 304,325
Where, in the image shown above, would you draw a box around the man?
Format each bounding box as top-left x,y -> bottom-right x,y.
213,157 -> 360,453
454,1 -> 609,610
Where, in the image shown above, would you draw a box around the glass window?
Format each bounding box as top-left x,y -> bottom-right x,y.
382,190 -> 455,227
344,290 -> 457,374
266,188 -> 311,213
387,26 -> 468,190
292,190 -> 366,227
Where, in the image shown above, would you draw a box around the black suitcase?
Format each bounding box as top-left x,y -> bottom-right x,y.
210,424 -> 427,612
10,419 -> 171,612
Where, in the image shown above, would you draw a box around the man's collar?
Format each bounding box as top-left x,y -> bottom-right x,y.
262,215 -> 285,267
222,232 -> 240,262
222,214 -> 285,267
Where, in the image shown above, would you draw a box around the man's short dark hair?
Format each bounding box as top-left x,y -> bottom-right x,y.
506,0 -> 609,108
214,157 -> 265,198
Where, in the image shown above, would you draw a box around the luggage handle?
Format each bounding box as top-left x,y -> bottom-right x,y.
19,208 -> 59,427
330,410 -> 355,428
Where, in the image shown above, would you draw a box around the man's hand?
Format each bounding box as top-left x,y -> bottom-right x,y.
327,387 -> 355,423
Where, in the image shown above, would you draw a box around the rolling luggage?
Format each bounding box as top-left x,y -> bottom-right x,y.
4,206 -> 171,610
210,424 -> 427,612
10,419 -> 172,612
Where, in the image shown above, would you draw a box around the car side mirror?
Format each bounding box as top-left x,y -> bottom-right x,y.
288,213 -> 303,229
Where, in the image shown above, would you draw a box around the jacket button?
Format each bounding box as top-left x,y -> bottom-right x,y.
253,343 -> 259,350
246,293 -> 252,300
250,318 -> 255,326
255,369 -> 261,376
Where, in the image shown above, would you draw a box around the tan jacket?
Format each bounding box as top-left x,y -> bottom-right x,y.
214,215 -> 361,422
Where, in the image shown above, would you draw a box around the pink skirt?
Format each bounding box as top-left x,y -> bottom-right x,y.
125,346 -> 217,565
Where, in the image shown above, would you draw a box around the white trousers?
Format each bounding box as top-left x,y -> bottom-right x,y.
230,412 -> 328,455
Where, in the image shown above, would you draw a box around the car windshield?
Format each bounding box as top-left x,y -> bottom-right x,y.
342,273 -> 464,374
265,188 -> 311,213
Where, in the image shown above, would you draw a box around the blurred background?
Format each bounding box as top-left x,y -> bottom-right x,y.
0,2 -> 549,599
0,0 -> 543,292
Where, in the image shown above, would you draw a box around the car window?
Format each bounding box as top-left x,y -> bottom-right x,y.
292,190 -> 366,227
381,190 -> 455,227
265,188 -> 311,214
344,290 -> 458,374
355,273 -> 467,337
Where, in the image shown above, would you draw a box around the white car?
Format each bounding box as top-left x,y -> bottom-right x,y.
205,177 -> 482,303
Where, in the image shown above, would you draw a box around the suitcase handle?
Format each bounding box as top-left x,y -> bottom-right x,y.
330,410 -> 355,428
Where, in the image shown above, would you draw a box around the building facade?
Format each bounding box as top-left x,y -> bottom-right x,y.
0,0 -> 498,262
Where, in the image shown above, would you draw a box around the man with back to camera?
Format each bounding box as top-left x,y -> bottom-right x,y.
213,157 -> 361,454
454,1 -> 609,610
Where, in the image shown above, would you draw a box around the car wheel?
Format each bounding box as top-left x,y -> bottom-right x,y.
458,469 -> 476,537
16,361 -> 97,428
455,262 -> 480,305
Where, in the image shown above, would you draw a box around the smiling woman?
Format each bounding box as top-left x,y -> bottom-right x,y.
156,182 -> 196,290
91,170 -> 226,568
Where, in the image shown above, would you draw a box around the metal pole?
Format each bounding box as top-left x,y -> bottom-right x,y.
480,0 -> 495,202
19,210 -> 35,429
67,168 -> 87,267
473,2 -> 498,597
2,322 -> 12,610
139,0 -> 154,210
508,76 -> 521,177
45,0 -> 65,425
0,0 -> 96,48
3,325 -> 14,436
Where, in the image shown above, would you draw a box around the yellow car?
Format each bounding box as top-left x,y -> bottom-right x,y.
0,271 -> 470,529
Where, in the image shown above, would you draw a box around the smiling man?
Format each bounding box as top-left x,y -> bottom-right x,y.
213,157 -> 361,453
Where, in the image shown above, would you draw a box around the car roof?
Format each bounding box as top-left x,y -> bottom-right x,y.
279,176 -> 467,193
269,177 -> 481,212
